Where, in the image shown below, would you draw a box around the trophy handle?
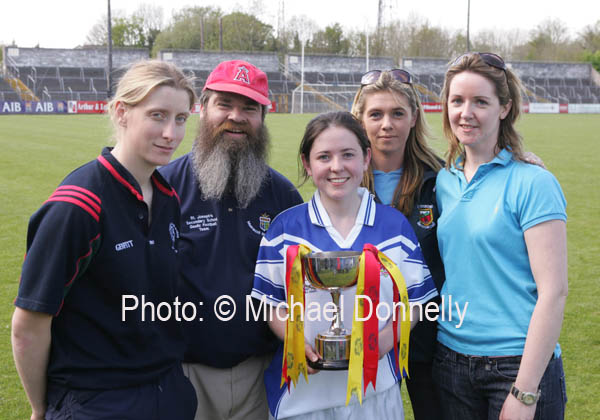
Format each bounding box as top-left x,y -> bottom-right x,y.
328,289 -> 348,336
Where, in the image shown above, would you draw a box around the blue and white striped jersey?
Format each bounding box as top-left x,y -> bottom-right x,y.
251,188 -> 437,419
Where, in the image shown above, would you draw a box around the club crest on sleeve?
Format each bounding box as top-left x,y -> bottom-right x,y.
417,205 -> 435,229
234,66 -> 250,84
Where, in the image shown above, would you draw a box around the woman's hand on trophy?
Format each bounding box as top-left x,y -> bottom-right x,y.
305,342 -> 322,374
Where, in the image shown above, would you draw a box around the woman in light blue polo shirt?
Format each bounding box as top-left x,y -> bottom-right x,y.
433,52 -> 568,420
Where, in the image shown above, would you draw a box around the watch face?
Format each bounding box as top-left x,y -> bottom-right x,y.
523,394 -> 536,405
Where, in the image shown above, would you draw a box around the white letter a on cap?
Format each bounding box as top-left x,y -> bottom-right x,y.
234,66 -> 250,84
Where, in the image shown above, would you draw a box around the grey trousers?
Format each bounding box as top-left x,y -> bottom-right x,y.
182,354 -> 271,420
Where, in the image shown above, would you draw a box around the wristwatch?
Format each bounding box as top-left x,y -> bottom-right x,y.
510,383 -> 541,405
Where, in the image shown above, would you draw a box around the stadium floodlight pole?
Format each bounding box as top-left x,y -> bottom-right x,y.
466,0 -> 471,52
366,28 -> 370,72
107,0 -> 113,99
300,41 -> 304,114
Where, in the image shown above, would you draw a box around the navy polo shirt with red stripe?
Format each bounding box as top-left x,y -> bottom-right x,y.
16,147 -> 185,390
160,152 -> 303,368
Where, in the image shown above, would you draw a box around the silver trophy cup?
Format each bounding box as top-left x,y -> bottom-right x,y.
301,251 -> 361,370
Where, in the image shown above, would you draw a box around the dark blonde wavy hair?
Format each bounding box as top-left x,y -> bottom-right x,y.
441,53 -> 524,168
351,71 -> 442,216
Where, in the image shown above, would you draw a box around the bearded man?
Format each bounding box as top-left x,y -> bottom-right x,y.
160,60 -> 303,420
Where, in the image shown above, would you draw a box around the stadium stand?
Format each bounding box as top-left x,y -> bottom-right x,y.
402,57 -> 600,104
1,45 -> 598,110
2,46 -> 148,101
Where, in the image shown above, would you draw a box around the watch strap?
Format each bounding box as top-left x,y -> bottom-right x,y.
510,383 -> 541,405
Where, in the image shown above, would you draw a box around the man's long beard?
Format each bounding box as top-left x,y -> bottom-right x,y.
191,116 -> 270,208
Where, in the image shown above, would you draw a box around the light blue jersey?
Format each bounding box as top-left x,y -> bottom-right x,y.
373,168 -> 403,205
251,188 -> 437,419
436,149 -> 566,357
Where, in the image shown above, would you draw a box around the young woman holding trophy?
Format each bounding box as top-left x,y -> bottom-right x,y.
251,111 -> 438,419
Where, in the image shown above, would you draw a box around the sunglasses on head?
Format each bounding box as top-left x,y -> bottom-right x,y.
452,52 -> 507,71
360,68 -> 412,86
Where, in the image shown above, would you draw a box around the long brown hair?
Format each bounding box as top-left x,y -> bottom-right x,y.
441,53 -> 524,168
351,71 -> 442,216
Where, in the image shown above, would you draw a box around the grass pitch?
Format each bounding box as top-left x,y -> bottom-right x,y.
0,113 -> 598,419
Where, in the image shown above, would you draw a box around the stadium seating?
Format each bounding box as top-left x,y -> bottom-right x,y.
1,46 -> 598,109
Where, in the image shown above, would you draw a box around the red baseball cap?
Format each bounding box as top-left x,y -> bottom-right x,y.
203,60 -> 270,106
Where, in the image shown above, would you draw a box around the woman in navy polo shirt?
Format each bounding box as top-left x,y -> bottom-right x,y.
433,52 -> 568,420
350,69 -> 446,420
12,60 -> 198,420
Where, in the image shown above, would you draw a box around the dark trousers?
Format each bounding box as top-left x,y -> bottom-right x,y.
432,343 -> 567,420
45,364 -> 197,420
404,361 -> 445,420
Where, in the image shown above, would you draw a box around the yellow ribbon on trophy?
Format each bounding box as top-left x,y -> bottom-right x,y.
345,249 -> 367,404
377,249 -> 411,379
281,244 -> 311,389
346,244 -> 411,404
281,243 -> 411,406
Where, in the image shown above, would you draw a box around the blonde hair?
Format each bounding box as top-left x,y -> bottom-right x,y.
441,53 -> 524,168
108,60 -> 196,138
351,71 -> 442,216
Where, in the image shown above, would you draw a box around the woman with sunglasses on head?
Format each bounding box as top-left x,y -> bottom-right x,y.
11,60 -> 198,420
251,111 -> 437,419
433,52 -> 567,420
351,69 -> 446,420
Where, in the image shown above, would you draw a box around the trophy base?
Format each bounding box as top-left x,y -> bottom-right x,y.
307,358 -> 349,370
311,332 -> 351,370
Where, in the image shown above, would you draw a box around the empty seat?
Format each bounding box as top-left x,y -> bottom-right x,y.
35,78 -> 62,93
320,72 -> 337,84
336,73 -> 354,84
44,91 -> 74,101
534,86 -> 548,97
564,78 -> 579,87
59,67 -> 83,78
548,86 -> 561,97
16,66 -> 35,80
35,66 -> 58,78
63,77 -> 91,91
268,81 -> 288,94
2,92 -> 21,101
79,92 -> 100,101
303,72 -> 319,83
267,71 -> 283,82
0,79 -> 14,91
91,78 -> 108,91
195,70 -> 210,79
84,67 -> 106,78
547,78 -> 563,86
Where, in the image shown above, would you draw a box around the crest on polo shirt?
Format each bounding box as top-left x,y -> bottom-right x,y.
234,66 -> 250,84
259,213 -> 271,232
169,222 -> 180,252
417,205 -> 435,229
246,212 -> 272,236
